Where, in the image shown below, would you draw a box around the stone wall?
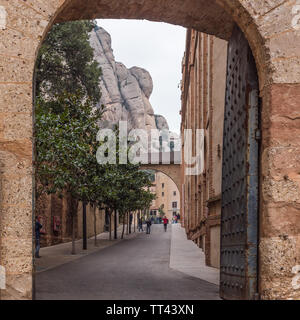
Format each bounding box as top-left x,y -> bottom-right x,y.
150,171 -> 180,222
180,30 -> 227,269
0,0 -> 299,300
35,193 -> 106,248
76,202 -> 106,240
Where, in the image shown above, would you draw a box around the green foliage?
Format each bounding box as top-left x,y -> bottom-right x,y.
35,92 -> 155,213
35,91 -> 103,202
35,20 -> 155,219
36,20 -> 101,104
158,205 -> 165,218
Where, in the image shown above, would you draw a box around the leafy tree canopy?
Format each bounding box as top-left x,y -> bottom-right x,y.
36,20 -> 101,105
35,91 -> 103,202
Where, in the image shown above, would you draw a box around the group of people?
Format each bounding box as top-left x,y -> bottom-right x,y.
138,216 -> 170,234
172,214 -> 180,224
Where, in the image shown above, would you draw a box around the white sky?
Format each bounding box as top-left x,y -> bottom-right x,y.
96,19 -> 186,134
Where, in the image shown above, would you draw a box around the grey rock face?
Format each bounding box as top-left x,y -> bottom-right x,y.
155,115 -> 169,130
89,26 -> 169,132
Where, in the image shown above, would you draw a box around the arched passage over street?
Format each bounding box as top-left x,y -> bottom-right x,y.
0,0 -> 299,300
140,164 -> 181,193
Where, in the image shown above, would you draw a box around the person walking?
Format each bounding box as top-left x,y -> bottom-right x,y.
138,218 -> 144,232
162,216 -> 169,232
35,216 -> 43,258
146,218 -> 152,234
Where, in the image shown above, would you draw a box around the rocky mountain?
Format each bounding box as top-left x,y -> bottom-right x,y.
89,26 -> 169,132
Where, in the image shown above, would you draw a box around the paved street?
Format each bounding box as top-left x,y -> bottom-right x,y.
35,224 -> 220,300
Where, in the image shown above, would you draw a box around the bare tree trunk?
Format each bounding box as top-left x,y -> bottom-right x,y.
82,201 -> 87,250
121,214 -> 125,239
94,205 -> 97,246
126,212 -> 129,235
134,212 -> 136,233
70,199 -> 78,255
114,209 -> 117,240
109,211 -> 112,241
71,213 -> 76,255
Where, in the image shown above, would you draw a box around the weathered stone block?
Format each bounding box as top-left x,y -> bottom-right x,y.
262,204 -> 300,237
255,1 -> 295,37
1,272 -> 32,300
0,112 -> 32,141
260,236 -> 298,278
260,235 -> 300,300
0,28 -> 36,60
263,177 -> 300,203
0,174 -> 32,206
0,150 -> 32,175
272,56 -> 300,83
0,1 -> 49,38
239,0 -> 286,19
269,29 -> 300,60
0,205 -> 32,239
0,56 -> 34,83
0,83 -> 32,113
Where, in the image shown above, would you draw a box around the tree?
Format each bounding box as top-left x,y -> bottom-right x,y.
35,20 -> 103,253
35,91 -> 103,253
35,20 -> 155,250
36,20 -> 101,105
117,172 -> 156,239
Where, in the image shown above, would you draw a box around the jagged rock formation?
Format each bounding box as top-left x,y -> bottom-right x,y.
90,26 -> 169,131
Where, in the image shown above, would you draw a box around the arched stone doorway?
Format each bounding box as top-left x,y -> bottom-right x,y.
0,0 -> 299,300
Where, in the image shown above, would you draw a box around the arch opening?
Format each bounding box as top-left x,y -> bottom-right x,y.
0,0 -> 299,301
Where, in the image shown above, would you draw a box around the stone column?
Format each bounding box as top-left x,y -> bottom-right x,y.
260,84 -> 300,300
0,0 -> 57,300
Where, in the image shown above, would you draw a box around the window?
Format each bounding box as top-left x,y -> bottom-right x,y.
162,183 -> 165,188
173,191 -> 176,196
162,192 -> 164,197
170,140 -> 175,152
172,201 -> 177,208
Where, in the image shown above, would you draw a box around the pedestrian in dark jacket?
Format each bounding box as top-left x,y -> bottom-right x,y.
146,219 -> 152,234
35,216 -> 43,258
138,218 -> 144,232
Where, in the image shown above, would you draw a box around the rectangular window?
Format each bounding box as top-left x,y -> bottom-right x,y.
172,201 -> 177,208
162,192 -> 164,197
173,191 -> 176,196
162,183 -> 164,188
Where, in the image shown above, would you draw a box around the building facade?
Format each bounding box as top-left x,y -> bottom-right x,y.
36,193 -> 107,247
150,171 -> 180,222
181,29 -> 228,269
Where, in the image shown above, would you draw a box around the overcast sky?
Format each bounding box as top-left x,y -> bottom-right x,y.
96,19 -> 186,134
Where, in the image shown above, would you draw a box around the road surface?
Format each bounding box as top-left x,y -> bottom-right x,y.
36,225 -> 219,300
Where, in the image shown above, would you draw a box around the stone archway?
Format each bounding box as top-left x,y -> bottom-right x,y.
0,0 -> 299,300
140,164 -> 181,193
